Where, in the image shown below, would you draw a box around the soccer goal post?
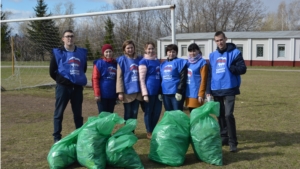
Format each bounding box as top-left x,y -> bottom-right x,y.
0,5 -> 176,90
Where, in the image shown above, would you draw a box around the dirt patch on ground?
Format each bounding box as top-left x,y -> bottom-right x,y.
1,91 -> 125,121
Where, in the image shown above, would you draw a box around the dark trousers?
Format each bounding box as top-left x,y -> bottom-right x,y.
214,95 -> 238,146
188,107 -> 194,113
97,98 -> 116,113
123,99 -> 140,120
53,84 -> 83,140
162,94 -> 185,111
144,95 -> 162,133
140,101 -> 146,112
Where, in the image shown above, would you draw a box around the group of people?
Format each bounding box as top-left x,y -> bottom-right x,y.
49,30 -> 247,153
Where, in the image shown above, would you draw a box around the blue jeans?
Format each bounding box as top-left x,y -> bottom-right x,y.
123,99 -> 140,120
97,98 -> 116,113
214,95 -> 238,146
163,94 -> 185,111
144,95 -> 162,133
53,84 -> 83,140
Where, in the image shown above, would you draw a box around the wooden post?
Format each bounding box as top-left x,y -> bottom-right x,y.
11,36 -> 14,75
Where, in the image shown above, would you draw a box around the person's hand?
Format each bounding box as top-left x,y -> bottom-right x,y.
143,95 -> 149,102
198,97 -> 204,104
206,94 -> 213,102
118,93 -> 124,101
175,93 -> 182,101
95,96 -> 101,102
158,94 -> 163,101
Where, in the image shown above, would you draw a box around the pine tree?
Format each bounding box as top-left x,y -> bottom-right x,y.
1,4 -> 11,54
94,50 -> 101,58
27,0 -> 60,61
103,17 -> 115,49
85,37 -> 94,61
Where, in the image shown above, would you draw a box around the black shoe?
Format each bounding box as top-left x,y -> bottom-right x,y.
229,144 -> 238,152
222,140 -> 229,146
222,138 -> 229,146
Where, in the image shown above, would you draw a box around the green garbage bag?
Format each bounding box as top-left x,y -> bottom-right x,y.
106,119 -> 144,169
77,112 -> 124,169
190,101 -> 223,166
47,119 -> 90,169
148,110 -> 190,166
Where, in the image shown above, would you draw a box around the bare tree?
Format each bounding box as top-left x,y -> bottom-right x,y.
277,2 -> 288,31
259,0 -> 300,31
53,1 -> 75,35
287,0 -> 300,30
259,12 -> 278,31
196,0 -> 266,32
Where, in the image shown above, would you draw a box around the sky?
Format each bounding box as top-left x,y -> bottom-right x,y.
1,0 -> 295,20
1,0 -> 113,20
1,0 -> 294,34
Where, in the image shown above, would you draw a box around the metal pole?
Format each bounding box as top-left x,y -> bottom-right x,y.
171,5 -> 176,44
0,5 -> 176,23
11,36 -> 14,75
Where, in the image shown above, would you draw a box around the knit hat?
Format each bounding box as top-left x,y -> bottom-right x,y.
102,44 -> 113,54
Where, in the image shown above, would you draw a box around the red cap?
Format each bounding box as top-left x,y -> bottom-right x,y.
102,44 -> 113,54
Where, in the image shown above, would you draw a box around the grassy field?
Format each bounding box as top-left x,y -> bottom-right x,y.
1,67 -> 300,169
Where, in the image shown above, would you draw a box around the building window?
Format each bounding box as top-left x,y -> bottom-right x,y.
181,45 -> 187,57
278,45 -> 285,57
198,45 -> 205,57
236,45 -> 243,55
256,45 -> 264,57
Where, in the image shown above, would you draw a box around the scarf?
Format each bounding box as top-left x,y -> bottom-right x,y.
143,54 -> 157,60
188,53 -> 202,63
102,57 -> 116,63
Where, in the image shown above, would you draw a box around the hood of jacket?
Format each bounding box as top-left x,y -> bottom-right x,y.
217,43 -> 236,54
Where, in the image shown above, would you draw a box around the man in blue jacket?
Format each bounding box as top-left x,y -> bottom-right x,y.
206,31 -> 247,152
49,30 -> 88,143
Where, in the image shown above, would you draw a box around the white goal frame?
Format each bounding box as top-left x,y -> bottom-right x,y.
0,5 -> 176,90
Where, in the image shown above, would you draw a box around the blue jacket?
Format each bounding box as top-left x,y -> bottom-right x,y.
206,43 -> 247,96
94,59 -> 117,98
53,47 -> 87,86
117,55 -> 142,94
186,58 -> 207,98
160,58 -> 187,94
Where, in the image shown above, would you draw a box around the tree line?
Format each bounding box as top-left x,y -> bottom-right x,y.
1,0 -> 300,61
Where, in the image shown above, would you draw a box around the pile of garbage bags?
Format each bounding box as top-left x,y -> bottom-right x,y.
47,112 -> 144,169
47,102 -> 223,169
149,101 -> 223,166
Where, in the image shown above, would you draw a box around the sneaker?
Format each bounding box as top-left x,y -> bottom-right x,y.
54,138 -> 61,143
229,144 -> 238,152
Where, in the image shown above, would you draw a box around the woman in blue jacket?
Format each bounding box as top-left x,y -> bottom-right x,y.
160,44 -> 187,111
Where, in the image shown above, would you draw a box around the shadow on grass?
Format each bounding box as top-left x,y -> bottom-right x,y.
222,151 -> 284,165
238,130 -> 300,149
63,130 -> 298,168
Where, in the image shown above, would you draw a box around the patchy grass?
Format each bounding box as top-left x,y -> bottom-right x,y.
1,68 -> 300,169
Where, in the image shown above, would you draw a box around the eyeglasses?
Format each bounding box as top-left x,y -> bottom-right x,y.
64,35 -> 74,38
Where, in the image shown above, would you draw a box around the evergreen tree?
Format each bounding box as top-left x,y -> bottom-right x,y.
85,37 -> 94,61
103,17 -> 116,49
94,50 -> 101,58
1,4 -> 11,54
27,0 -> 60,60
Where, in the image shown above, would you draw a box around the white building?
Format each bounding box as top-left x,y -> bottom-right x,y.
157,31 -> 300,67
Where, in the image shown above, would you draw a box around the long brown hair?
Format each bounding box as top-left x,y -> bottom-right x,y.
122,40 -> 136,58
